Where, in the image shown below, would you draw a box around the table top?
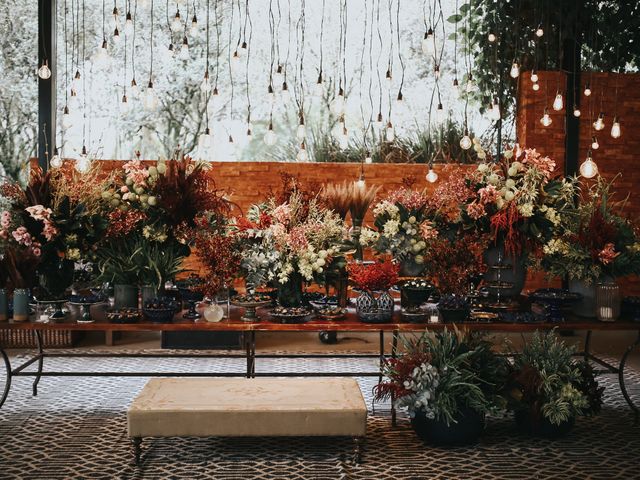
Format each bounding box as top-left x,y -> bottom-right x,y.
1,305 -> 638,333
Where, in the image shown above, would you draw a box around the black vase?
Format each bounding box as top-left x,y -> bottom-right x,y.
411,407 -> 485,446
514,410 -> 575,439
438,307 -> 470,323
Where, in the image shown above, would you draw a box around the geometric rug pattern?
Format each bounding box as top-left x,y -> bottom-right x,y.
0,350 -> 638,480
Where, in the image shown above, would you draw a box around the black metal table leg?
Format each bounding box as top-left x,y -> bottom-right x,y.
250,331 -> 256,378
391,330 -> 398,427
0,345 -> 11,409
619,331 -> 640,425
32,330 -> 44,396
583,330 -> 592,363
378,331 -> 384,385
245,332 -> 252,379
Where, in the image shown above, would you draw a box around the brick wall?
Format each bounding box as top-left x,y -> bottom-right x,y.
518,71 -> 640,295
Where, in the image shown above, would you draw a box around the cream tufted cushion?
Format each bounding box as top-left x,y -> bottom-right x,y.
128,377 -> 367,438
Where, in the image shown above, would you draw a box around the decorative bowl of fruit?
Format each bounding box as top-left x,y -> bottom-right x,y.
107,308 -> 142,324
270,306 -> 313,324
231,293 -> 273,322
143,297 -> 179,324
315,306 -> 347,321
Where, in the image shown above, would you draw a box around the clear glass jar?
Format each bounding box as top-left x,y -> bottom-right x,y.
596,279 -> 621,322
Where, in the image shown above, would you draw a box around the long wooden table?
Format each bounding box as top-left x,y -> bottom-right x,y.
1,306 -> 639,424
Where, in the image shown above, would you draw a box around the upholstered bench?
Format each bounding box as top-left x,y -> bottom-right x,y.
127,377 -> 367,464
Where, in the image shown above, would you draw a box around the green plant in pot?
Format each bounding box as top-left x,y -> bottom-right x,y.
506,330 -> 604,438
375,328 -> 508,446
96,236 -> 144,309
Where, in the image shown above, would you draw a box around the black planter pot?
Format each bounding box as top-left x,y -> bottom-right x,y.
438,307 -> 470,323
411,407 -> 485,446
514,410 -> 575,439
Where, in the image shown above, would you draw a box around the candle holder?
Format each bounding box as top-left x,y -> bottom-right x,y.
596,279 -> 620,322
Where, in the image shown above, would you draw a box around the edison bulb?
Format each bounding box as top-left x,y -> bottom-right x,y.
489,101 -> 501,121
112,27 -> 121,44
240,41 -> 248,57
530,71 -> 538,82
421,28 -> 435,56
230,51 -> 242,73
435,103 -> 445,123
374,112 -> 384,129
71,70 -> 81,90
189,15 -> 199,37
460,134 -> 472,150
130,78 -> 139,97
164,43 -> 175,59
61,106 -> 72,129
50,148 -> 62,169
200,72 -> 212,93
171,11 -> 182,32
532,82 -> 540,91
509,61 -> 520,79
355,174 -> 365,189
296,144 -> 309,162
339,129 -> 349,149
281,82 -> 290,102
75,147 -> 91,174
296,123 -> 306,141
552,92 -> 563,111
466,76 -> 478,93
121,94 -> 130,112
143,82 -> 159,110
200,127 -> 212,148
385,69 -> 393,86
488,32 -> 496,42
385,123 -> 395,142
611,117 -> 621,138
37,61 -> 52,79
124,12 -> 134,36
330,93 -> 345,115
591,136 -> 599,150
573,107 -> 581,117
178,38 -> 189,60
264,124 -> 277,146
535,24 -> 544,37
313,75 -> 324,97
540,109 -> 552,126
584,85 -> 592,97
579,153 -> 598,178
93,40 -> 110,65
426,167 -> 438,183
365,153 -> 372,164
593,113 -> 605,131
452,78 -> 460,98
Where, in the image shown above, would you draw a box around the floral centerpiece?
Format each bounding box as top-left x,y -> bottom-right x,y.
348,258 -> 399,322
363,186 -> 439,277
231,191 -> 350,307
375,328 -> 508,445
507,330 -> 603,438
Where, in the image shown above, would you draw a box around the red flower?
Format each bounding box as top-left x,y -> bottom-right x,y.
349,259 -> 399,291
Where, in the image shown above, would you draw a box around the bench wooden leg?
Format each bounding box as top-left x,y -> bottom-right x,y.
132,437 -> 142,465
353,437 -> 364,464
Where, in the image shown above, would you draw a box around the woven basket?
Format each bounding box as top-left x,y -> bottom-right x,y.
0,329 -> 78,348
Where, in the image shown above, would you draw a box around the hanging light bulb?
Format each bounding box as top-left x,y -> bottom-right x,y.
510,60 -> 520,79
281,81 -> 290,102
69,87 -> 79,108
552,91 -> 563,111
593,112 -> 605,131
313,72 -> 324,97
540,108 -> 552,126
50,148 -> 62,169
75,145 -> 91,174
267,83 -> 276,105
374,112 -> 384,129
200,71 -> 211,93
490,99 -> 501,121
385,68 -> 393,86
211,86 -> 220,109
164,42 -> 175,59
130,78 -> 139,97
385,121 -> 395,142
113,27 -> 121,44
296,142 -> 309,162
330,88 -> 345,115
112,5 -> 120,28
200,127 -> 212,148
452,78 -> 460,98
532,82 -> 540,91
92,39 -> 110,65
355,172 -> 366,189
228,134 -> 234,144
124,11 -> 134,36
584,83 -> 592,97
396,90 -> 404,109
535,23 -> 544,37
364,151 -> 372,164
435,102 -> 445,122
433,65 -> 440,79
530,70 -> 539,83
61,105 -> 72,129
240,41 -> 248,57
189,14 -> 199,37
71,69 -> 81,90
591,136 -> 600,150
274,64 -> 284,83
488,32 -> 496,43
171,9 -> 182,32
178,37 -> 189,60
296,117 -> 306,141
121,93 -> 130,112
421,28 -> 434,55
460,131 -> 472,150
339,127 -> 349,150
143,81 -> 159,110
246,124 -> 253,138
264,121 -> 277,146
37,60 -> 52,79
466,74 -> 478,93
230,50 -> 242,73
579,151 -> 598,178
611,116 -> 621,138
573,106 -> 581,117
426,165 -> 438,183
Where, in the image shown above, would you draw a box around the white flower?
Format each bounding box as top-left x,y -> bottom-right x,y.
383,219 -> 400,237
373,200 -> 399,219
359,228 -> 380,246
504,190 -> 515,202
544,207 -> 561,226
518,203 -> 534,217
477,163 -> 490,173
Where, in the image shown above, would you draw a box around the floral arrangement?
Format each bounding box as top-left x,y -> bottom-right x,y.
540,178 -> 640,284
1,168 -> 108,298
432,147 -> 575,258
231,191 -> 350,289
348,258 -> 399,292
507,330 -> 603,427
375,328 -> 507,425
362,186 -> 439,267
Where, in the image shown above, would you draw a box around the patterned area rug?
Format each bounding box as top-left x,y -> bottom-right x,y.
0,350 -> 638,480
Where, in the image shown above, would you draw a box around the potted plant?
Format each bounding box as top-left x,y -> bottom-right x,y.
348,259 -> 399,323
539,177 -> 640,318
375,328 -> 508,445
506,330 -> 604,438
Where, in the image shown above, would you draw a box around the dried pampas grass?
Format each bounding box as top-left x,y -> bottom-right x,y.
321,181 -> 380,221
